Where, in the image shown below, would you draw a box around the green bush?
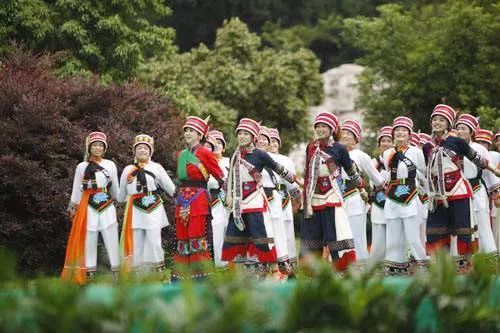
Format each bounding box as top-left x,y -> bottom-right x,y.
1,248 -> 498,332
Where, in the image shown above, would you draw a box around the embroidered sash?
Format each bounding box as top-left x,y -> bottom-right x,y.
387,150 -> 418,205
88,189 -> 114,213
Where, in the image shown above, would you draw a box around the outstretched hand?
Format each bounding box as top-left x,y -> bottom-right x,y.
292,195 -> 302,214
224,196 -> 233,209
359,188 -> 369,202
66,206 -> 76,220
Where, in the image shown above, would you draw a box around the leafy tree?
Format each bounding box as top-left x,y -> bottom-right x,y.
344,1 -> 500,137
476,106 -> 500,130
141,18 -> 324,153
167,0 -> 406,53
262,15 -> 363,71
167,0 -> 335,52
167,0 -> 443,71
0,0 -> 176,82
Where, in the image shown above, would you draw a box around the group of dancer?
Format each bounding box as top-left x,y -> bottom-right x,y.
62,104 -> 500,284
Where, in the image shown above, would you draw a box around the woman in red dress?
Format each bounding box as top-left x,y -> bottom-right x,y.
173,116 -> 224,280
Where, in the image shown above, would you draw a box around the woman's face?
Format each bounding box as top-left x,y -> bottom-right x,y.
495,136 -> 500,152
213,139 -> 225,156
237,130 -> 253,147
456,124 -> 472,141
203,142 -> 214,151
340,130 -> 356,148
393,127 -> 410,145
135,143 -> 151,161
314,123 -> 332,140
477,141 -> 490,151
431,115 -> 449,134
256,135 -> 270,150
184,127 -> 201,146
89,141 -> 105,159
378,136 -> 393,152
269,138 -> 280,154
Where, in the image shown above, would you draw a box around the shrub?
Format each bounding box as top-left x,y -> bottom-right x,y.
0,46 -> 184,276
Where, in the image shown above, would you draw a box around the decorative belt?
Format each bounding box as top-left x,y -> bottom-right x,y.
263,187 -> 275,196
179,180 -> 207,188
388,178 -> 416,186
85,188 -> 113,212
83,187 -> 108,193
468,178 -> 482,193
209,189 -> 221,204
264,187 -> 275,202
342,179 -> 358,199
387,178 -> 417,205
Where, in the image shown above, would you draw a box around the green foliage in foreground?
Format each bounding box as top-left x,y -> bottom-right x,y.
0,249 -> 499,332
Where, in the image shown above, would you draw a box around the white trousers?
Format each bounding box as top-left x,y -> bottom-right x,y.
268,192 -> 289,262
284,217 -> 297,261
348,213 -> 369,260
493,208 -> 500,252
271,214 -> 289,262
85,223 -> 120,271
369,223 -> 386,264
475,209 -> 497,253
132,228 -> 164,268
385,216 -> 429,263
419,219 -> 427,248
212,220 -> 228,268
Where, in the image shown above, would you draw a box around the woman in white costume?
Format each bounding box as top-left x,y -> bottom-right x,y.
410,132 -> 429,249
455,118 -> 498,260
256,125 -> 293,277
340,119 -> 385,262
119,134 -> 176,273
268,128 -> 301,275
205,130 -> 230,270
383,117 -> 429,275
62,132 -> 120,284
492,131 -> 500,249
368,126 -> 393,265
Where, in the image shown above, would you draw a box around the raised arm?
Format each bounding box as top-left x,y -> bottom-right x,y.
337,145 -> 362,187
196,146 -> 224,183
359,151 -> 384,187
261,150 -> 295,184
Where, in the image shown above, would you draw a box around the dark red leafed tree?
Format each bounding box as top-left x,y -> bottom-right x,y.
0,46 -> 184,276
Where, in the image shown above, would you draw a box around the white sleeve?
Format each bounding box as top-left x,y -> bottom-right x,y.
69,163 -> 84,205
415,149 -> 427,185
109,162 -> 120,201
281,156 -> 298,192
360,151 -> 384,186
117,166 -> 130,203
207,175 -> 219,190
382,150 -> 392,182
157,164 -> 176,197
414,149 -> 427,174
482,151 -> 500,193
